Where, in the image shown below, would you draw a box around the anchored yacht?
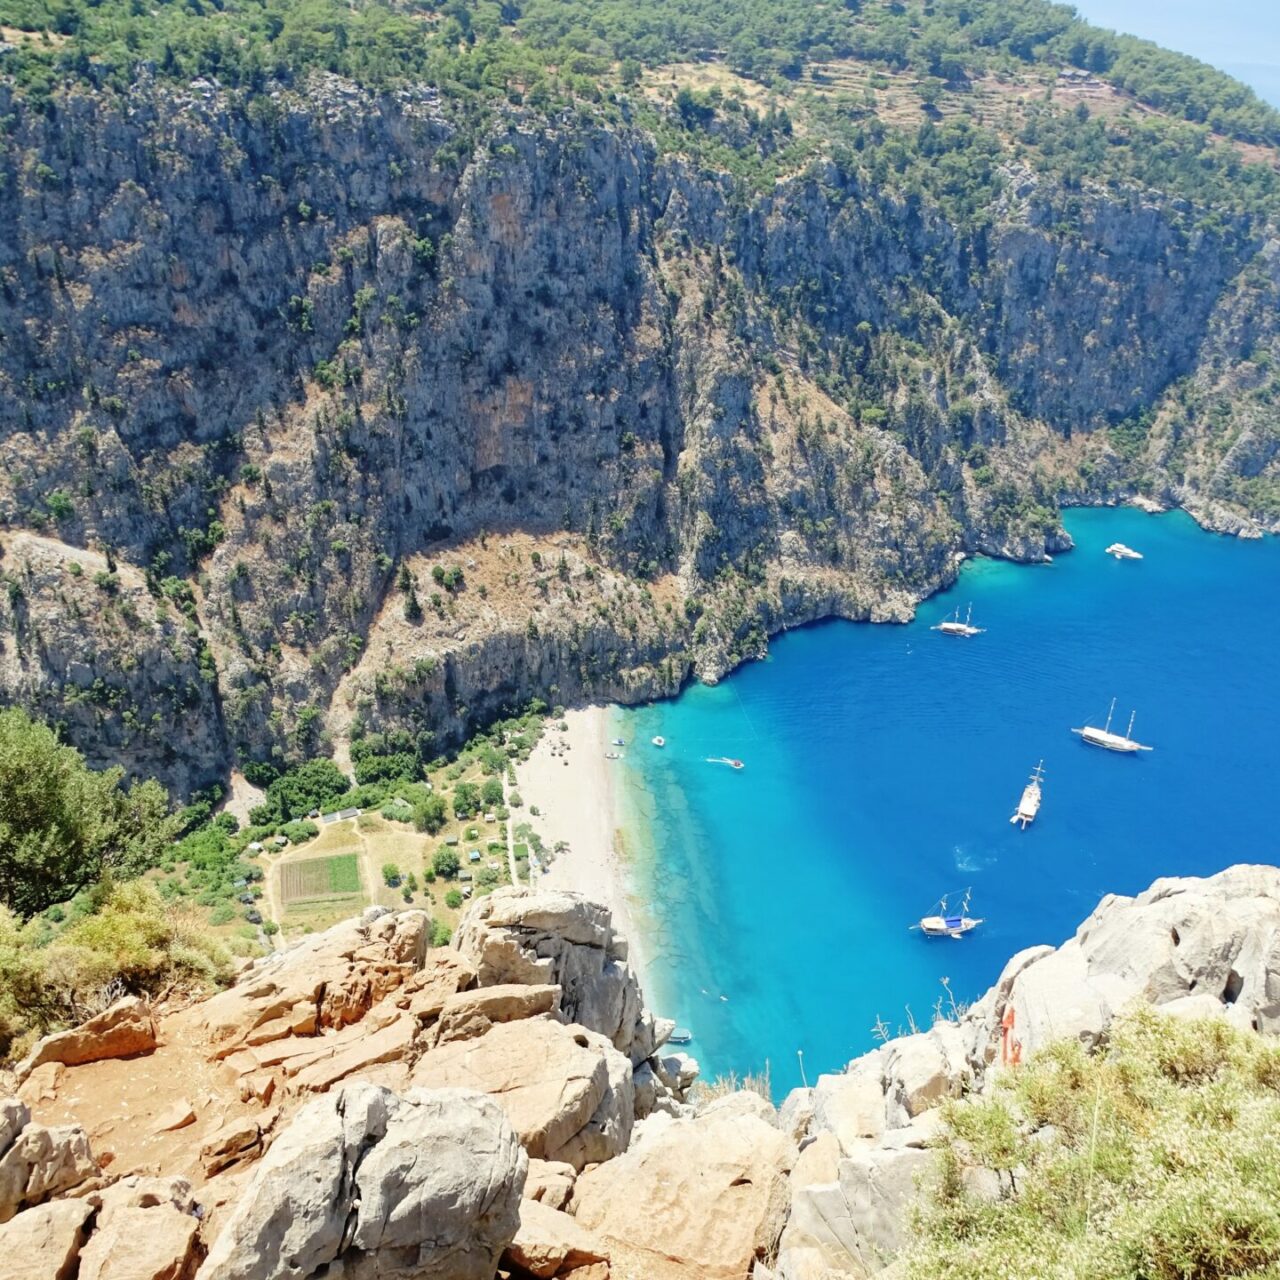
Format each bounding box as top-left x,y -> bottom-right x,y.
931,604 -> 985,637
1072,698 -> 1152,753
1106,543 -> 1143,560
1010,760 -> 1045,829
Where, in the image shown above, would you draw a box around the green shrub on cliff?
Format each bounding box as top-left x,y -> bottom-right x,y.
905,1010 -> 1280,1279
0,707 -> 178,918
0,878 -> 235,1059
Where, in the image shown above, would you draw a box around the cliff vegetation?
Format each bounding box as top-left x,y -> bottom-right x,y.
907,1010 -> 1280,1279
0,0 -> 1277,792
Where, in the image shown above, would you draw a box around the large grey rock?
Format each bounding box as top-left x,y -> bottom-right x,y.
968,865 -> 1280,1061
455,888 -> 658,1063
0,1110 -> 97,1224
777,1146 -> 932,1280
197,1083 -> 525,1280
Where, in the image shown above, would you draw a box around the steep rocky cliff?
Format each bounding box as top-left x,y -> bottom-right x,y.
0,70 -> 1277,789
4,868 -> 1279,1279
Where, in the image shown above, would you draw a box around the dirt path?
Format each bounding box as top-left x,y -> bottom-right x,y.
505,816 -> 519,886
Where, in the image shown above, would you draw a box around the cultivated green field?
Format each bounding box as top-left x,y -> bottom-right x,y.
280,854 -> 362,906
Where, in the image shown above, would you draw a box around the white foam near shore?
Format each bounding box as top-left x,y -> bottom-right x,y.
516,705 -> 649,987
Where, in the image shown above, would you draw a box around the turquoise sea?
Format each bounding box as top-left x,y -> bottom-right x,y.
612,508 -> 1280,1095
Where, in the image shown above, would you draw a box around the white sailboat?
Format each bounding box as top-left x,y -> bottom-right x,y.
931,604 -> 985,637
1072,698 -> 1152,753
1010,760 -> 1045,829
913,889 -> 983,939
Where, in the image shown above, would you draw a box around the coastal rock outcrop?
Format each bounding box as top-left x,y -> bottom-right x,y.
197,1083 -> 525,1280
455,888 -> 659,1064
774,863 -> 1280,1278
13,869 -> 1280,1280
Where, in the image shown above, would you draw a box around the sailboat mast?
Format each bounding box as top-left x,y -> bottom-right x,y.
1104,697 -> 1116,734
1126,709 -> 1136,739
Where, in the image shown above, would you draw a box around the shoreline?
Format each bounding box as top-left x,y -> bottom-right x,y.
517,706 -> 653,997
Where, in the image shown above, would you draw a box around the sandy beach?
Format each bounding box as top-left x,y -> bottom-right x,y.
517,705 -> 651,987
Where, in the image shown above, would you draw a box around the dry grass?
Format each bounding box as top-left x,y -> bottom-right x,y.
691,1063 -> 774,1107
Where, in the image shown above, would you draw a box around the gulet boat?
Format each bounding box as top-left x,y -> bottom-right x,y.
1010,760 -> 1045,829
914,890 -> 983,939
1072,698 -> 1152,753
931,604 -> 985,637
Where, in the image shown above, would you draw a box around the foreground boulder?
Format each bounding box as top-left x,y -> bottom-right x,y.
0,1100 -> 97,1223
411,1017 -> 633,1168
197,1082 -> 525,1280
571,1096 -> 796,1280
0,1197 -> 94,1280
15,996 -> 156,1082
77,1176 -> 202,1280
504,1198 -> 610,1279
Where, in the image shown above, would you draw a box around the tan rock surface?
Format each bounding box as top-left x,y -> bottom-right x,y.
0,1197 -> 94,1280
410,1018 -> 608,1159
504,1197 -> 610,1279
525,1158 -> 577,1210
16,997 -> 156,1081
571,1105 -> 796,1280
77,1203 -> 200,1280
433,983 -> 561,1044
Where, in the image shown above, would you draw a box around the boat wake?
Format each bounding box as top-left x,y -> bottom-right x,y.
952,845 -> 994,874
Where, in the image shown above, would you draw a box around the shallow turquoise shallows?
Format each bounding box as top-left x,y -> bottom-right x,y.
612,508 -> 1280,1095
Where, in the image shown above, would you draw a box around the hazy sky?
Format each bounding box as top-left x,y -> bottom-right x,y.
1071,0 -> 1280,107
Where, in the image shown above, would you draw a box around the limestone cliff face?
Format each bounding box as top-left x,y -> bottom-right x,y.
0,74 -> 1273,788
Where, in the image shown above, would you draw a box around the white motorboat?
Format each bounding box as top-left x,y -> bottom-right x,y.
1106,542 -> 1143,560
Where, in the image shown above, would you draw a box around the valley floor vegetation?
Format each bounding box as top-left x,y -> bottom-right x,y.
906,1009 -> 1280,1280
0,702 -> 549,1061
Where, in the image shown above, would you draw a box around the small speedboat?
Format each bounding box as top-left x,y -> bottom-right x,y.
652,736 -> 666,747
668,1028 -> 693,1045
1106,542 -> 1143,560
706,756 -> 745,770
605,752 -> 620,760
611,738 -> 626,746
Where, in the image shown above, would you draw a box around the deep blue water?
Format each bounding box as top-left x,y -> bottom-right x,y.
613,509 -> 1280,1095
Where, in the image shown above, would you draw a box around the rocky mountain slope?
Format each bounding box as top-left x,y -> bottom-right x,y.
1,865 -> 1278,1279
0,39 -> 1278,790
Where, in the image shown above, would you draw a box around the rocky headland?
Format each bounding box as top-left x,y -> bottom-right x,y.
2,864 -> 1278,1279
